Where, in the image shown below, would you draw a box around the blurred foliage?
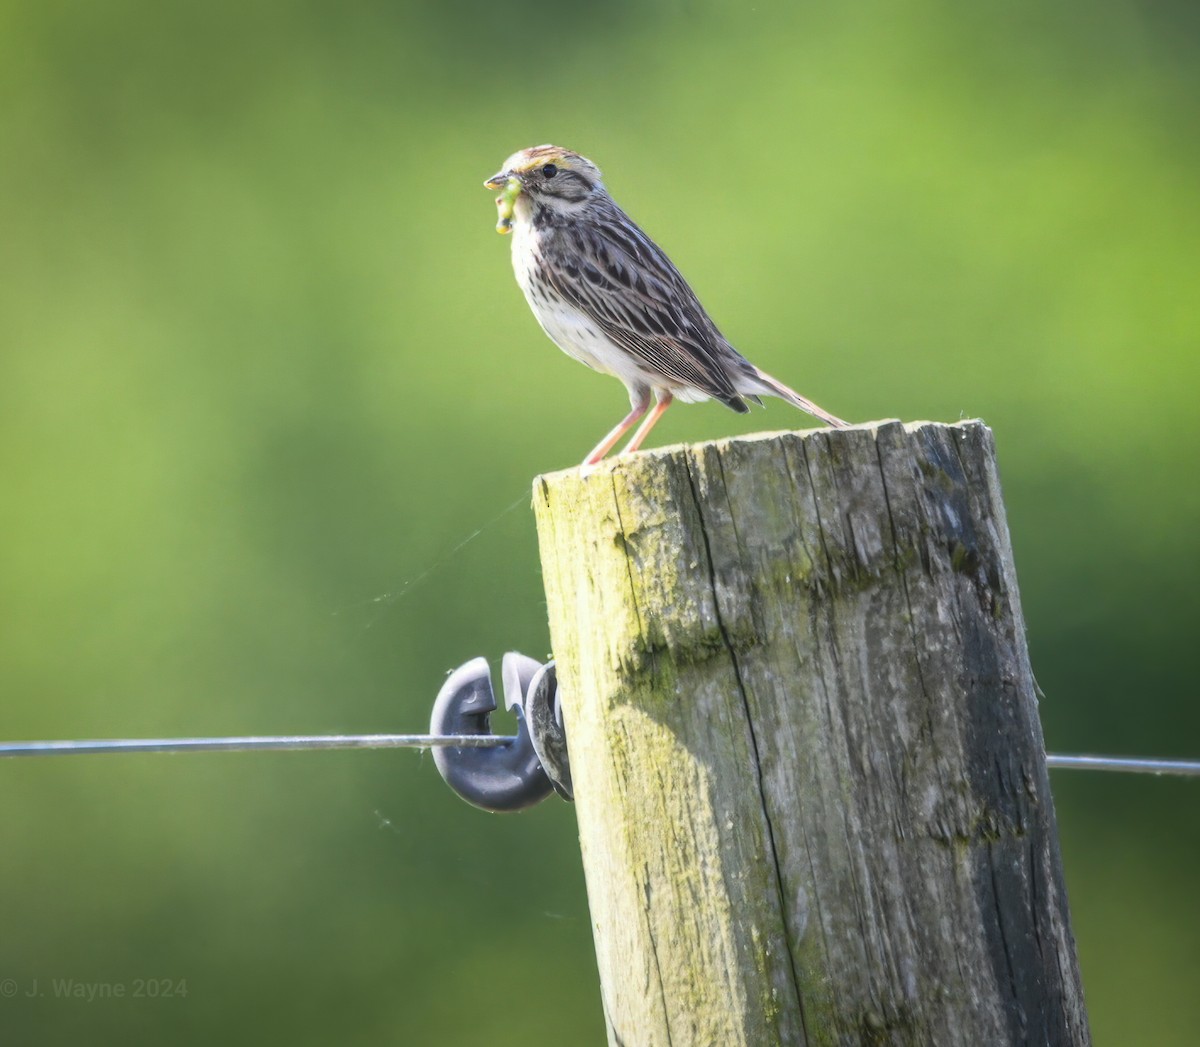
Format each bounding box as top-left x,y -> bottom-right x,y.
0,0 -> 1197,1043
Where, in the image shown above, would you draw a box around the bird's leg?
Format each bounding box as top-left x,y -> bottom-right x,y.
583,394 -> 651,465
621,391 -> 673,455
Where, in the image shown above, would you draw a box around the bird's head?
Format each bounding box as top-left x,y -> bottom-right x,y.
485,145 -> 604,230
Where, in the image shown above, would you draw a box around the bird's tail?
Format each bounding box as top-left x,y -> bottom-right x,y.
747,367 -> 849,429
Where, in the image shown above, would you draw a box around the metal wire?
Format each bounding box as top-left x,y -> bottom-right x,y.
1044,754 -> 1200,777
0,734 -> 1197,775
0,734 -> 511,758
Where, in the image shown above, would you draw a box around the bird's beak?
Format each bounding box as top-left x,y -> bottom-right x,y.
484,171 -> 511,190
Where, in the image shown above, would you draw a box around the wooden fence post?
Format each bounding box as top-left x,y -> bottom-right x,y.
532,420 -> 1090,1047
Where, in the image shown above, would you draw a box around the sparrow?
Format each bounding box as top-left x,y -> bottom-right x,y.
486,145 -> 848,464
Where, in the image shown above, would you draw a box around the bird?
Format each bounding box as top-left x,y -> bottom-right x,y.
485,145 -> 848,465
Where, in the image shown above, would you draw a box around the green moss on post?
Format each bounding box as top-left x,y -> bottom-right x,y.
534,421 -> 1090,1047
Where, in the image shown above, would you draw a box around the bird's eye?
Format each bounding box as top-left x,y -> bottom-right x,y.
541,163 -> 558,179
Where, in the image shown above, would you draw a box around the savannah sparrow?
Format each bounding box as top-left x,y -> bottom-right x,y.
485,145 -> 848,465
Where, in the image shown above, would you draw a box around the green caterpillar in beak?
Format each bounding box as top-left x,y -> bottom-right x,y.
495,177 -> 522,234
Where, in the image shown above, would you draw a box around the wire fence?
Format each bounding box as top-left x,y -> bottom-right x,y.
1,733 -> 1198,775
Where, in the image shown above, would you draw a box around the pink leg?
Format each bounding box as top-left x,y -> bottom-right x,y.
621,392 -> 673,455
583,398 -> 650,465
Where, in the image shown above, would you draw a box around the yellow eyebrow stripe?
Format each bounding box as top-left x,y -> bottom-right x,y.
512,153 -> 571,174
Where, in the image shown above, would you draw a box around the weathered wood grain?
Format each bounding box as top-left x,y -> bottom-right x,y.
533,420 -> 1090,1047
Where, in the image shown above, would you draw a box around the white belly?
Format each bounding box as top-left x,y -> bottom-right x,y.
533,298 -> 641,379
508,206 -> 711,402
511,233 -> 642,384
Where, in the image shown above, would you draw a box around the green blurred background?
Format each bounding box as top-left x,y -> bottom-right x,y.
1,1 -> 1197,1043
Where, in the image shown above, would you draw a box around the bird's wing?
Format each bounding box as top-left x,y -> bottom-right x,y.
540,207 -> 747,405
